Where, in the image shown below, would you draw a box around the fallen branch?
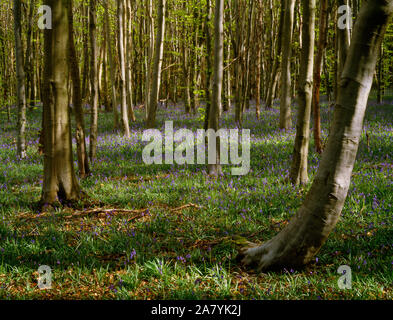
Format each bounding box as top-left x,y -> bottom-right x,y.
17,203 -> 202,222
170,203 -> 201,212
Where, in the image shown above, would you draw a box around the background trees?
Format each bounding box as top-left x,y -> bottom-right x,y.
240,0 -> 393,271
0,0 -> 392,272
2,0 -> 393,140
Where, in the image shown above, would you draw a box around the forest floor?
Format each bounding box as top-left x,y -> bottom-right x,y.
0,97 -> 392,300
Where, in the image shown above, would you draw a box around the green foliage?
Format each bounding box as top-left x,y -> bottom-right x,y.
0,99 -> 392,299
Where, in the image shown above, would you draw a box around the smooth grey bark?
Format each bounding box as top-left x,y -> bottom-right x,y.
126,0 -> 136,122
203,0 -> 212,131
312,0 -> 329,154
240,0 -> 393,271
25,0 -> 35,107
337,0 -> 351,94
104,1 -> 119,130
13,0 -> 27,159
241,0 -> 254,120
0,28 -> 11,122
265,3 -> 284,110
146,0 -> 166,128
182,0 -> 191,114
118,0 -> 131,137
68,0 -> 90,178
289,0 -> 316,185
89,0 -> 99,161
207,0 -> 224,176
81,3 -> 89,101
144,0 -> 154,121
279,0 -> 295,130
41,0 -> 81,205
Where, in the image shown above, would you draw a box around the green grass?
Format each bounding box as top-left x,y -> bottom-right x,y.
0,99 -> 392,300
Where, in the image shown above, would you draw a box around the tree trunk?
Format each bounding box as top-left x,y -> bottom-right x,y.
13,0 -> 27,159
104,1 -> 120,130
279,0 -> 295,130
255,0 -> 263,120
290,0 -> 316,185
89,0 -> 99,161
312,0 -> 328,154
81,3 -> 89,101
207,0 -> 224,177
239,0 -> 393,271
146,0 -> 166,128
241,0 -> 254,119
41,0 -> 82,205
68,0 -> 90,178
118,0 -> 131,137
234,0 -> 245,127
337,0 -> 351,96
126,0 -> 136,122
377,44 -> 384,104
203,0 -> 212,131
145,0 -> 155,120
182,0 -> 191,114
25,0 -> 35,107
265,2 -> 283,111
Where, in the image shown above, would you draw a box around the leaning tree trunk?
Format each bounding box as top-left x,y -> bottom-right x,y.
41,0 -> 82,205
240,0 -> 393,271
279,0 -> 295,130
13,0 -> 27,159
289,0 -> 316,186
207,0 -> 224,177
146,0 -> 166,128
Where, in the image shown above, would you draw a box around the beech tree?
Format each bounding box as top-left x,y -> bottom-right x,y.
279,0 -> 295,130
104,1 -> 119,130
240,0 -> 393,271
312,0 -> 329,154
337,0 -> 351,96
146,0 -> 166,128
207,0 -> 224,177
117,0 -> 131,137
41,0 -> 82,204
89,0 -> 99,161
13,0 -> 27,159
290,0 -> 316,186
68,0 -> 90,178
